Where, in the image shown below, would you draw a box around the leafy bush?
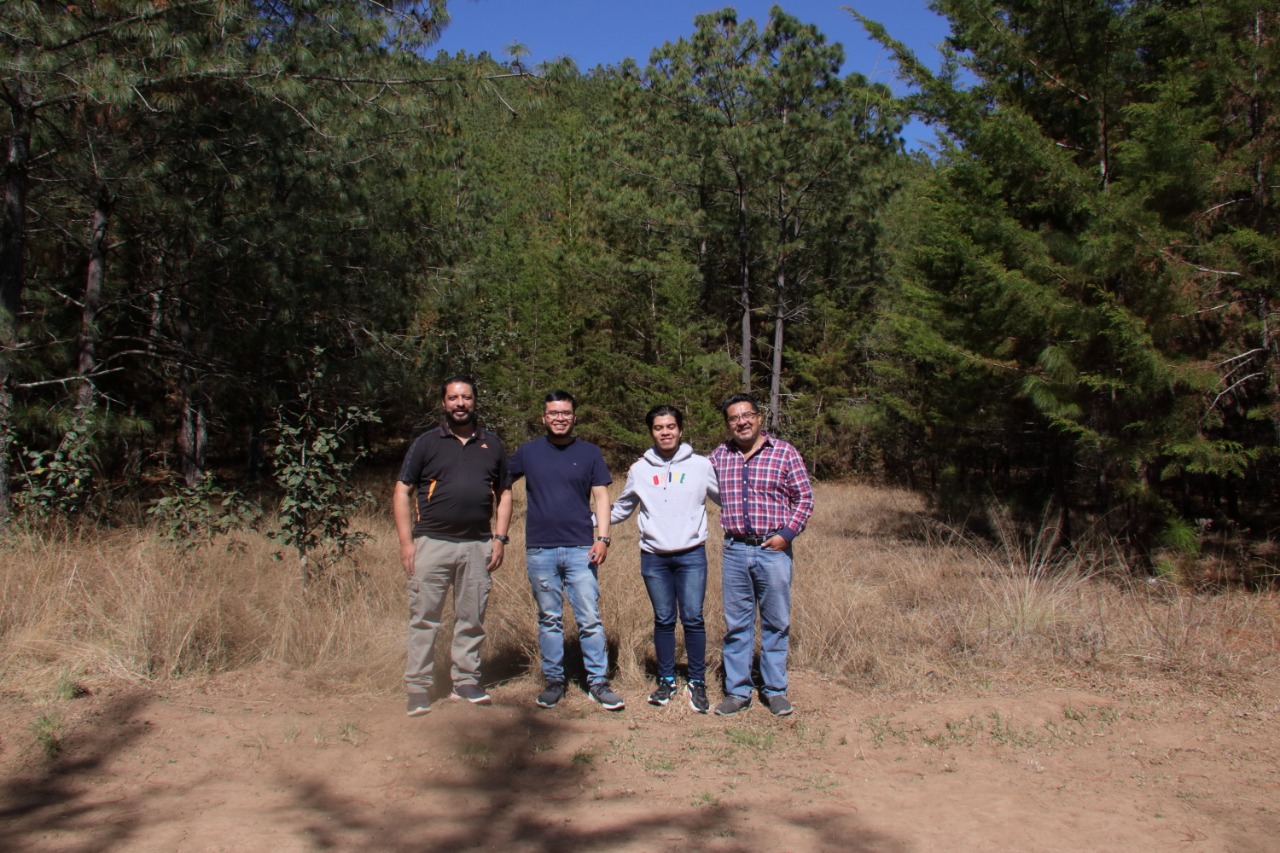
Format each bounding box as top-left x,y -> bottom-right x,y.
147,474 -> 263,553
13,420 -> 97,520
269,361 -> 381,588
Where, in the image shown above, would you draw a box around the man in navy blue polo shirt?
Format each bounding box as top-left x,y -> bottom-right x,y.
508,390 -> 624,711
394,375 -> 512,717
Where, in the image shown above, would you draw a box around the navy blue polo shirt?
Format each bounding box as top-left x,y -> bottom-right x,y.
508,436 -> 611,547
397,423 -> 508,542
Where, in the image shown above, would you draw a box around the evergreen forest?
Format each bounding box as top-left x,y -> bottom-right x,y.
3,1 -> 1278,577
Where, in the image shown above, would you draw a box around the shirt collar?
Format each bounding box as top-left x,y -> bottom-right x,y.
725,431 -> 773,455
437,420 -> 487,441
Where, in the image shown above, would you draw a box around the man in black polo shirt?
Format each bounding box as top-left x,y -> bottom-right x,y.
394,375 -> 512,717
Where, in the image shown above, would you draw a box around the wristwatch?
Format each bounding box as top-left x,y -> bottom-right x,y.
596,536 -> 611,545
492,534 -> 510,544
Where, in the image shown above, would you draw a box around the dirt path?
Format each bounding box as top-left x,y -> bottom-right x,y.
2,665 -> 1276,852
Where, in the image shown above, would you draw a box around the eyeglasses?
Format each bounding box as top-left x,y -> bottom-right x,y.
545,411 -> 575,421
727,412 -> 759,425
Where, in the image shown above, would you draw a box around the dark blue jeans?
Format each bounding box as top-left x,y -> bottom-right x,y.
640,544 -> 707,683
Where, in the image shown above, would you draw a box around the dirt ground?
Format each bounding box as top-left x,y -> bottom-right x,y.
2,663 -> 1276,853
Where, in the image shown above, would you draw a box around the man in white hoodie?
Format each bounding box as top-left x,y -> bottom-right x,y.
610,405 -> 720,713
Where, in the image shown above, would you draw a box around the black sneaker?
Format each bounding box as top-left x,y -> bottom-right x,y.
451,684 -> 492,705
713,695 -> 751,717
406,692 -> 432,717
764,694 -> 794,717
589,683 -> 625,711
535,682 -> 566,708
686,681 -> 710,714
648,679 -> 677,706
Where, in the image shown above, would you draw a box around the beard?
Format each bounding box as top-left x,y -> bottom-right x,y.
447,408 -> 476,424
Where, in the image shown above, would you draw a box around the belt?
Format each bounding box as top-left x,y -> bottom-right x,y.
726,533 -> 771,546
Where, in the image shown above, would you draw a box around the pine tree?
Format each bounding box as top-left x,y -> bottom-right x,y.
640,7 -> 902,432
1,1 -> 451,516
859,0 -> 1280,553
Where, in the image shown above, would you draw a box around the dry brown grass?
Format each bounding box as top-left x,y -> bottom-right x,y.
1,481 -> 1276,700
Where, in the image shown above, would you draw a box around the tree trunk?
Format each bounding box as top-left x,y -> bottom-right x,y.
736,175 -> 751,390
769,174 -> 790,431
176,290 -> 206,486
1,84 -> 28,317
1248,13 -> 1275,445
246,399 -> 267,482
76,184 -> 111,413
770,264 -> 785,432
0,80 -> 33,523
178,387 -> 207,487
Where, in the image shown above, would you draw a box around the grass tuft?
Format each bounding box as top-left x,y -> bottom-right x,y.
28,708 -> 64,760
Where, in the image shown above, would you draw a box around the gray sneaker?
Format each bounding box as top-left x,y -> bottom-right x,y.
535,682 -> 566,708
589,683 -> 625,710
764,694 -> 794,717
406,692 -> 432,717
713,695 -> 751,716
686,681 -> 710,714
451,684 -> 492,705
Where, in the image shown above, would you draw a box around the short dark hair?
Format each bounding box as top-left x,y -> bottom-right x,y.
441,375 -> 478,399
544,389 -> 576,411
720,392 -> 759,418
645,404 -> 683,430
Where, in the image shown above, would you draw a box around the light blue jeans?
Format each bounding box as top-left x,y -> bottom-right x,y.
525,546 -> 609,686
721,539 -> 792,700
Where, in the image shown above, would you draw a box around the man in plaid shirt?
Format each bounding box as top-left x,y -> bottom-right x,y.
707,393 -> 814,717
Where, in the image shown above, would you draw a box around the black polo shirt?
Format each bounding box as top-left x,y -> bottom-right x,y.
397,423 -> 508,542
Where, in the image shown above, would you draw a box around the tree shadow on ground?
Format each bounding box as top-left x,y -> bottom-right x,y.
0,686 -> 908,852
271,702 -> 910,852
470,631 -> 620,695
0,690 -> 154,853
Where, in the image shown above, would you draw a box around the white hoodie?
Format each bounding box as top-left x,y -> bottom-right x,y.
610,442 -> 720,554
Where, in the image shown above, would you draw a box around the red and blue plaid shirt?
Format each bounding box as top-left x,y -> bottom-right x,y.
708,432 -> 814,543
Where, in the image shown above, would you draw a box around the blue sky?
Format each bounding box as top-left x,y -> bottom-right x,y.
431,1 -> 954,148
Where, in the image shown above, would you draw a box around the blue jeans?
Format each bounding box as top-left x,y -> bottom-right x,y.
640,545 -> 708,683
721,539 -> 792,699
525,546 -> 609,685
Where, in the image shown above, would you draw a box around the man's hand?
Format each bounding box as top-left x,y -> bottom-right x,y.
589,483 -> 611,566
393,481 -> 417,578
763,534 -> 788,552
487,540 -> 505,572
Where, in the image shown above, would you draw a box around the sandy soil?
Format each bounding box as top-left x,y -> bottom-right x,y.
2,664 -> 1276,852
